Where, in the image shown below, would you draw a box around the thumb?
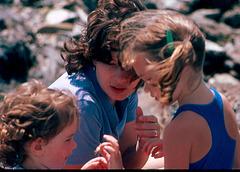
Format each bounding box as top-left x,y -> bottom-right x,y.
136,106 -> 143,123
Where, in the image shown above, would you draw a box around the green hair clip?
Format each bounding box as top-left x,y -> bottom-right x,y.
167,29 -> 174,53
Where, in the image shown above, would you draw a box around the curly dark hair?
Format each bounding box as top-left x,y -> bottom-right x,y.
62,0 -> 147,75
0,80 -> 79,168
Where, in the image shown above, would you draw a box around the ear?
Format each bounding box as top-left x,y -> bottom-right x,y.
30,137 -> 44,156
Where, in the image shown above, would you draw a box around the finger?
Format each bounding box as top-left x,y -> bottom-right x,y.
142,138 -> 163,155
82,157 -> 108,170
136,106 -> 143,124
103,135 -> 118,146
103,135 -> 119,150
95,142 -> 112,155
100,148 -> 111,161
142,138 -> 157,154
134,122 -> 160,129
95,157 -> 108,169
141,139 -> 152,155
138,115 -> 158,123
135,129 -> 160,138
148,140 -> 163,156
102,145 -> 117,155
153,152 -> 164,159
152,147 -> 163,157
95,157 -> 108,165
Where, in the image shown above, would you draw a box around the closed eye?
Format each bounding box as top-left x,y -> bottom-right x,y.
146,79 -> 158,87
65,136 -> 74,142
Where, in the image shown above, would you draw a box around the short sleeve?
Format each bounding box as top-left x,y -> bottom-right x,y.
66,99 -> 102,165
126,92 -> 138,123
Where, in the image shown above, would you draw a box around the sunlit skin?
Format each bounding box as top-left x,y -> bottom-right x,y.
131,52 -> 163,103
95,51 -> 141,105
22,116 -> 78,169
132,51 -> 240,169
131,52 -> 185,106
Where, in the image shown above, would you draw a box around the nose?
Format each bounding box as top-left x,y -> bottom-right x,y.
114,67 -> 131,83
72,140 -> 77,149
144,83 -> 150,93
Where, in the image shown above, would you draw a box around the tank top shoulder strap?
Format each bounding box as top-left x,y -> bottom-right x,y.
172,87 -> 222,121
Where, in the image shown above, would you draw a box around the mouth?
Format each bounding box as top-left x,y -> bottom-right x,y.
65,153 -> 72,161
110,86 -> 127,94
150,94 -> 158,101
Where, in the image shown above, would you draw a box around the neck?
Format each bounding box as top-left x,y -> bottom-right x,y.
175,66 -> 213,106
22,156 -> 48,169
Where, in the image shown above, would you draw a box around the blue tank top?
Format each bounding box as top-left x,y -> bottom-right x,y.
172,87 -> 236,169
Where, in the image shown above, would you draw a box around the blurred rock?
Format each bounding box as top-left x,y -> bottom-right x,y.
45,8 -> 78,25
189,9 -> 233,43
221,6 -> 240,28
0,40 -> 35,84
204,40 -> 230,76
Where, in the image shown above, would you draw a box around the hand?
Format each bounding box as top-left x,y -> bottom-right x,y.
134,106 -> 161,146
96,134 -> 124,169
142,138 -> 164,158
81,157 -> 108,169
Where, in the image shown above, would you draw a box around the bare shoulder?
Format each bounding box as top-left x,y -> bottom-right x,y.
219,93 -> 239,140
219,93 -> 240,168
164,110 -> 210,144
163,111 -> 211,167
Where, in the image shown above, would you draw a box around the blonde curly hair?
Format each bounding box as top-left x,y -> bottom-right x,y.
0,80 -> 79,168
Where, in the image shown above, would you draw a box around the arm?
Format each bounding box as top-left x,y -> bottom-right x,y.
163,123 -> 190,169
163,118 -> 192,169
221,94 -> 240,169
233,133 -> 240,169
119,106 -> 160,169
119,120 -> 149,169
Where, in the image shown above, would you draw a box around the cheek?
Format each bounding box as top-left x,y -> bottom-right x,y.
96,69 -> 110,84
146,84 -> 159,94
130,78 -> 141,88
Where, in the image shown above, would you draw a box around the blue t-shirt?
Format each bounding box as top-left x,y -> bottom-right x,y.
172,87 -> 236,169
49,65 -> 138,165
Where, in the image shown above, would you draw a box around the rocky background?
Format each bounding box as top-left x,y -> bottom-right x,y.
0,0 -> 240,134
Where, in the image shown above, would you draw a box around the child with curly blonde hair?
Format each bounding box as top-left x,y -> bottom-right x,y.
0,80 -> 107,169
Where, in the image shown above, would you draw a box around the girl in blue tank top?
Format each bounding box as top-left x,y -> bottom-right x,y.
117,9 -> 240,169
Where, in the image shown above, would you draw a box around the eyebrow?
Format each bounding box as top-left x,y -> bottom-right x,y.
66,132 -> 75,138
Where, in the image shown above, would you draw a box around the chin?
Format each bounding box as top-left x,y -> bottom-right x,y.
112,93 -> 130,101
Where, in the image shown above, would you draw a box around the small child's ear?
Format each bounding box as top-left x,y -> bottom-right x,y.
30,137 -> 44,156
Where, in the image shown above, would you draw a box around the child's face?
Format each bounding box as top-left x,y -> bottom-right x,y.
95,51 -> 141,105
38,116 -> 78,169
132,52 -> 163,102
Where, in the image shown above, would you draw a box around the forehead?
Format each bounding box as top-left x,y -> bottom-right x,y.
132,52 -> 152,75
132,53 -> 158,82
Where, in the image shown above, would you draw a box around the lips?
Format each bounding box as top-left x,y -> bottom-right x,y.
110,86 -> 127,94
150,94 -> 159,101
